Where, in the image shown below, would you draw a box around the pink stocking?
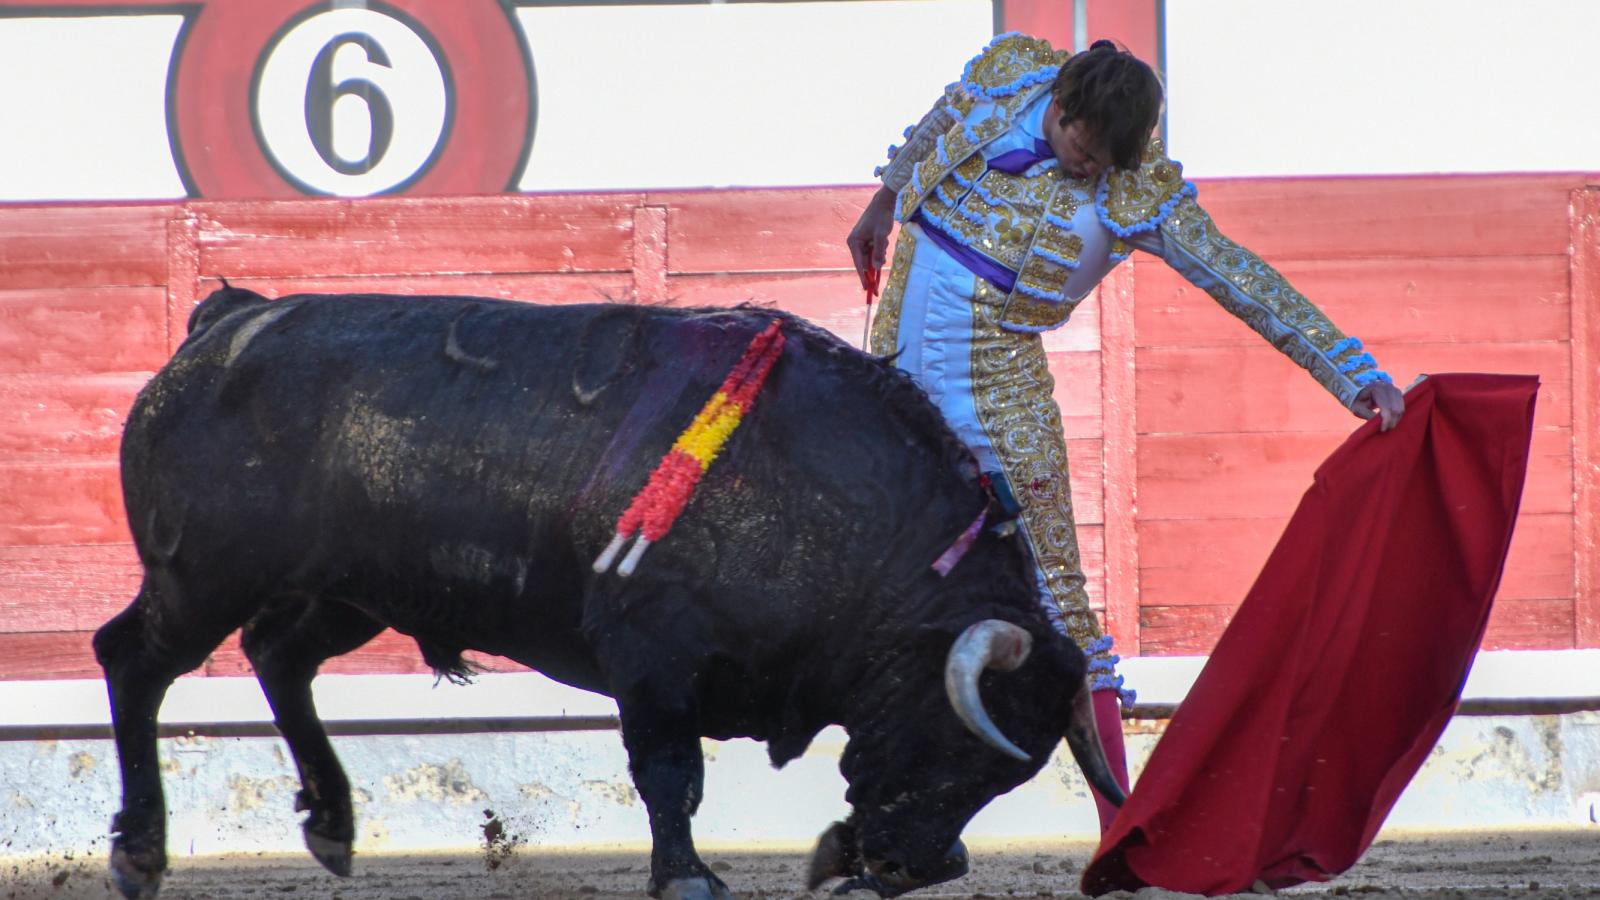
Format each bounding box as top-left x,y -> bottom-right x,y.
1091,688 -> 1131,834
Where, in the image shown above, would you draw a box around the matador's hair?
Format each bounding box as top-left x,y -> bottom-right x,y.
1050,39 -> 1164,172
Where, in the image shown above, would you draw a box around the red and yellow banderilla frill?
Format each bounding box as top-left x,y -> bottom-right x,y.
592,319 -> 786,577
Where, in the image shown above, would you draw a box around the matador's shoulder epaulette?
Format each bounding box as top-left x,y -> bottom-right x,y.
959,32 -> 1071,100
1095,139 -> 1197,238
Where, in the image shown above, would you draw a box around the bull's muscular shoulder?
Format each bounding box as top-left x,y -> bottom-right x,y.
1096,139 -> 1197,238
959,32 -> 1070,100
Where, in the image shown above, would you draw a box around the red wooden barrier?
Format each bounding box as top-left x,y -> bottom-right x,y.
0,173 -> 1595,680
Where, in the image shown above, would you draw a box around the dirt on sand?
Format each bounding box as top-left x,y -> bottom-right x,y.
4,828 -> 1596,900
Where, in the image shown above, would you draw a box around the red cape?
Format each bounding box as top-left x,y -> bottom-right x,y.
1082,373 -> 1539,896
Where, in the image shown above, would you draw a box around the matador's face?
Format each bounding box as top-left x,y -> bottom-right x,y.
1043,99 -> 1116,181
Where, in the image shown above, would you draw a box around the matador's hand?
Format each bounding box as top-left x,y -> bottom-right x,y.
1353,380 -> 1406,432
847,187 -> 898,291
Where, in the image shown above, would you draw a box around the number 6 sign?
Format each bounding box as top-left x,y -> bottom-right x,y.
171,0 -> 534,198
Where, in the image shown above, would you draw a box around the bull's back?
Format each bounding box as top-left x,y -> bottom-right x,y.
123,293 -> 861,625
127,295 -> 656,598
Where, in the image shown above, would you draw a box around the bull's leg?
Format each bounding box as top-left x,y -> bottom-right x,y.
240,598 -> 385,877
595,608 -> 732,896
612,682 -> 730,900
93,582 -> 242,900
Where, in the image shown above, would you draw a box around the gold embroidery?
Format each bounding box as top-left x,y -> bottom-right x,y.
868,227 -> 919,357
1160,193 -> 1367,408
1100,140 -> 1190,232
963,34 -> 1071,93
967,300 -> 1106,657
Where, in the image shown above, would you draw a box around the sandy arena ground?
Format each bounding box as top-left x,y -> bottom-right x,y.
5,829 -> 1597,900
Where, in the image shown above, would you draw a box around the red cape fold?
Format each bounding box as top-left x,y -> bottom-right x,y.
1082,373 -> 1539,896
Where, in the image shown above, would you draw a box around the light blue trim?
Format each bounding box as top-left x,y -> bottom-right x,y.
886,143 -> 900,161
1016,280 -> 1063,301
1337,352 -> 1378,374
1328,336 -> 1364,358
1095,179 -> 1197,238
1032,246 -> 1081,269
998,317 -> 1065,334
934,133 -> 951,168
1041,211 -> 1075,231
959,31 -> 1062,99
1084,635 -> 1136,705
1354,369 -> 1393,386
969,180 -> 1012,209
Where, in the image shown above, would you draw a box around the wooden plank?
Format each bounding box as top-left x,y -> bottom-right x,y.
1086,0 -> 1160,69
0,631 -> 102,680
1138,605 -> 1232,657
0,544 -> 140,633
0,205 -> 176,290
1186,174 -> 1585,261
1140,513 -> 1572,609
1077,523 -> 1106,615
1140,597 -> 1575,658
1137,431 -> 1344,522
193,195 -> 643,278
1044,288 -> 1101,353
1099,266 -> 1140,653
1482,599 -> 1574,651
184,275 -> 635,321
1139,517 -> 1285,609
632,206 -> 669,303
0,374 -> 148,462
1048,349 -> 1103,440
666,271 -> 868,347
1137,427 -> 1571,521
664,270 -> 1100,354
0,462 -> 128,546
0,287 -> 169,376
1064,439 -> 1104,525
1002,0 -> 1075,50
1573,186 -> 1600,647
1135,256 -> 1570,348
657,186 -> 873,274
166,213 -> 198,358
1136,341 -> 1571,434
203,631 -> 528,678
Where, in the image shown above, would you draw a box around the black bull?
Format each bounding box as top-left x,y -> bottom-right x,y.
94,287 -> 1123,900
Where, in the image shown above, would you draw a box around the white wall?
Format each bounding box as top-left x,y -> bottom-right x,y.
1165,0 -> 1600,177
514,1 -> 993,190
0,2 -> 992,201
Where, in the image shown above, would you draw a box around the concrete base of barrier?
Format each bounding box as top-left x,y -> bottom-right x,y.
3,651 -> 1599,861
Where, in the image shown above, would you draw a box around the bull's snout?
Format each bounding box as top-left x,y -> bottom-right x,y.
861,838 -> 968,895
807,820 -> 968,896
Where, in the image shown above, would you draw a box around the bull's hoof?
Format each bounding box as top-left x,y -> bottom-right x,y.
303,827 -> 353,877
659,876 -> 732,900
109,845 -> 165,899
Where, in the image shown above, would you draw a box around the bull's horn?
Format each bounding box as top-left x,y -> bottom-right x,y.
944,620 -> 1033,762
1063,675 -> 1126,807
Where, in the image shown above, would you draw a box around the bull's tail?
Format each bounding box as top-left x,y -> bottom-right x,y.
186,279 -> 271,336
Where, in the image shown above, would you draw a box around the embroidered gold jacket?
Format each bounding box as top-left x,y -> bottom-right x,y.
877,33 -> 1391,410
